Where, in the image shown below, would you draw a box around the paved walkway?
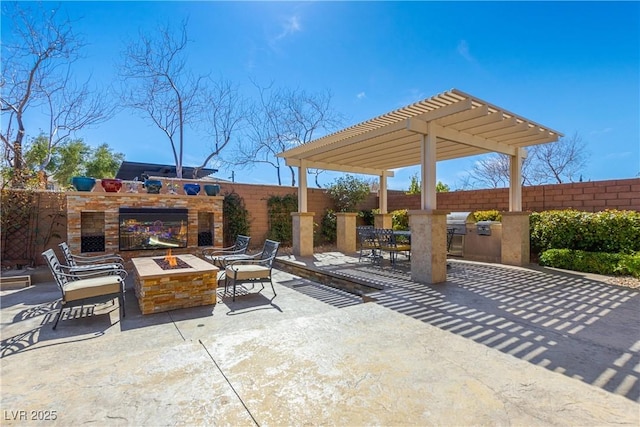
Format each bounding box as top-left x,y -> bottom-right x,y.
284,253 -> 640,402
1,255 -> 639,426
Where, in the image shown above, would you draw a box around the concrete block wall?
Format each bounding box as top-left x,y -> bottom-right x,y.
1,177 -> 636,267
385,178 -> 639,213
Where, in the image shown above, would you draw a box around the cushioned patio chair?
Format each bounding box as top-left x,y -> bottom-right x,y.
374,228 -> 411,268
201,235 -> 251,268
224,239 -> 280,301
42,249 -> 127,329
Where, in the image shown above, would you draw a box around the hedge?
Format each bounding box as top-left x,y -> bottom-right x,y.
530,209 -> 640,255
539,249 -> 640,278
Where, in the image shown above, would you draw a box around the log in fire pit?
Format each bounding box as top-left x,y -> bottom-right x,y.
153,250 -> 192,270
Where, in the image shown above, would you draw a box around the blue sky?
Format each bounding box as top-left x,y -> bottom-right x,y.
3,1 -> 639,189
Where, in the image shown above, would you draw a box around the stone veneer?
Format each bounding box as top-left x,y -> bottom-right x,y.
66,192 -> 223,262
132,254 -> 218,314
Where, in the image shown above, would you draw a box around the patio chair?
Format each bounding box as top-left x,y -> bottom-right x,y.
42,249 -> 127,330
224,239 -> 280,301
357,226 -> 378,262
201,235 -> 251,268
374,228 -> 411,268
59,242 -> 124,270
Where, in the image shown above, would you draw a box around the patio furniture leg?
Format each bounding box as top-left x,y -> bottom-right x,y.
270,278 -> 276,298
232,271 -> 237,302
52,304 -> 64,330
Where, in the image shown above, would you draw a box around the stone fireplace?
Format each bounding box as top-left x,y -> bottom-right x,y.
66,192 -> 223,262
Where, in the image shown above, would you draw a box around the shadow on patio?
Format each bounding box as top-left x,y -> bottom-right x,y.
277,251 -> 640,402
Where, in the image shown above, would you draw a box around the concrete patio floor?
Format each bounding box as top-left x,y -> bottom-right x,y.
1,254 -> 639,426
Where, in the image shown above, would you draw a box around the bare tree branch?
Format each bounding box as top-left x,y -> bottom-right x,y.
1,2 -> 112,186
236,82 -> 344,186
119,19 -> 205,179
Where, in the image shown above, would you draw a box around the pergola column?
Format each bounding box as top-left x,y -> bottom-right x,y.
379,174 -> 388,214
411,123 -> 447,284
291,212 -> 315,257
292,162 -> 313,256
501,212 -> 530,266
336,212 -> 358,253
374,213 -> 392,229
409,210 -> 448,284
501,147 -> 529,266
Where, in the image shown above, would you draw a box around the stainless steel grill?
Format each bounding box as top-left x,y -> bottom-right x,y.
446,212 -> 475,256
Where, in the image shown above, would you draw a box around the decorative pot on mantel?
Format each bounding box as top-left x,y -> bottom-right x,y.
144,179 -> 162,194
203,184 -> 220,196
101,178 -> 122,193
183,183 -> 201,196
71,176 -> 96,192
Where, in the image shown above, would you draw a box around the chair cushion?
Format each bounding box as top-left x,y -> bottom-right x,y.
225,265 -> 271,280
63,276 -> 121,302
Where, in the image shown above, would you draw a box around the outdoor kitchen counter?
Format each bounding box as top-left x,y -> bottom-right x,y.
132,254 -> 219,315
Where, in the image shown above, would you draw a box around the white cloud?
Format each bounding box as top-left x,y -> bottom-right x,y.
604,151 -> 632,160
589,127 -> 613,137
457,39 -> 474,62
356,92 -> 366,100
272,15 -> 302,44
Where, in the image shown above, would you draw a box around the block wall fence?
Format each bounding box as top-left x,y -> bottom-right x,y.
1,177 -> 637,268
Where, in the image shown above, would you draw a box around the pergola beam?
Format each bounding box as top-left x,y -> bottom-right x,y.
284,158 -> 394,177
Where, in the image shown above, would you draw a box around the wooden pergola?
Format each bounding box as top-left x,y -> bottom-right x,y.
278,89 -> 563,283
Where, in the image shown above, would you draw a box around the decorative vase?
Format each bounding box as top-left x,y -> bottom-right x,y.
71,176 -> 96,192
144,179 -> 162,194
203,184 -> 220,196
100,178 -> 122,193
183,183 -> 201,196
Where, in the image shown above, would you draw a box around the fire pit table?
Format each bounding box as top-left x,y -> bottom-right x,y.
131,253 -> 219,315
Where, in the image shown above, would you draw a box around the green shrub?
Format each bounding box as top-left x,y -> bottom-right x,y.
266,193 -> 297,245
391,209 -> 409,230
358,209 -> 375,226
473,210 -> 500,222
530,209 -> 640,255
223,192 -> 250,247
326,175 -> 371,212
539,249 -> 640,278
316,209 -> 336,245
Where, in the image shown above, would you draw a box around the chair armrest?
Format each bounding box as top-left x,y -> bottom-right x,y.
57,266 -> 128,281
202,248 -> 246,257
201,245 -> 237,256
71,254 -> 124,264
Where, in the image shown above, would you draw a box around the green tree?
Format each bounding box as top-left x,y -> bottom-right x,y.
436,181 -> 450,192
22,136 -> 124,187
49,140 -> 91,186
326,174 -> 370,212
406,173 -> 450,193
407,173 -> 420,194
85,144 -> 125,178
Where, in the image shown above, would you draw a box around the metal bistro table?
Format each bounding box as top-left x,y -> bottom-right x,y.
393,228 -> 456,252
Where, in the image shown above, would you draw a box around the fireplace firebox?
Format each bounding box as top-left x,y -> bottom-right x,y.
119,208 -> 188,251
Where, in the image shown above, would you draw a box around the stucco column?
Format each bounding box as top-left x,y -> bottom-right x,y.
336,212 -> 358,254
501,212 -> 530,266
409,209 -> 449,284
374,213 -> 392,229
291,212 -> 315,257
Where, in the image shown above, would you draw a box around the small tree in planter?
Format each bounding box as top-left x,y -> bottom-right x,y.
326,174 -> 371,212
325,175 -> 371,250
